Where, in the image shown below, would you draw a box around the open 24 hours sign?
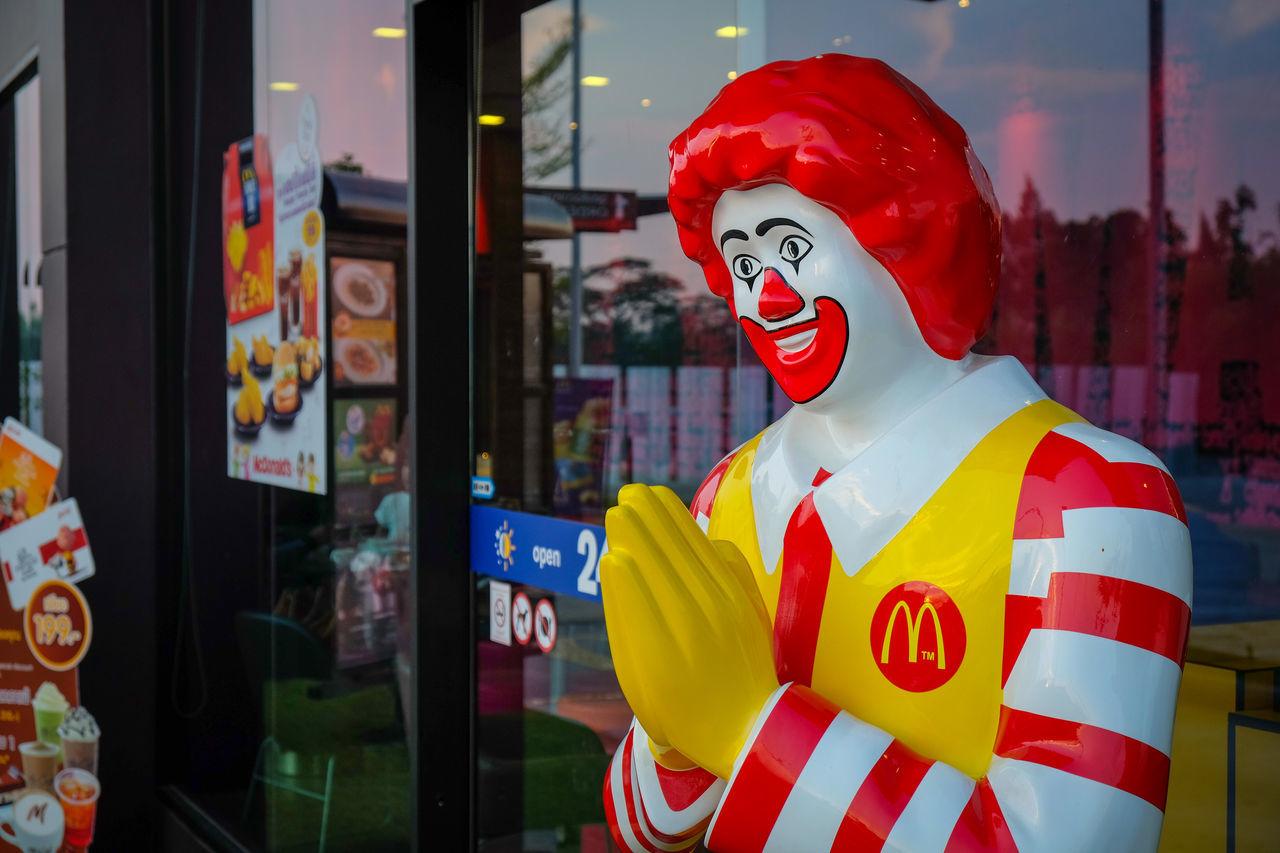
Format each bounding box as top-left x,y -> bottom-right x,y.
470,506 -> 605,603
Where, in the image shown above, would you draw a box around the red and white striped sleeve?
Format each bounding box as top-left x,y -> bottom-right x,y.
604,719 -> 727,852
698,423 -> 1191,853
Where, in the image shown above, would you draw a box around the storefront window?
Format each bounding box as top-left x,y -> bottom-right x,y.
170,3 -> 413,850
474,1 -> 1280,850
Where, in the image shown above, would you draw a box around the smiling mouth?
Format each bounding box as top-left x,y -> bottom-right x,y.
765,317 -> 819,353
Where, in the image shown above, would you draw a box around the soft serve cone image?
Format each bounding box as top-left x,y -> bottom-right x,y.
58,707 -> 99,776
32,683 -> 68,760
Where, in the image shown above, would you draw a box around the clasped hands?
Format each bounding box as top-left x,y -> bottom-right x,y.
600,484 -> 779,780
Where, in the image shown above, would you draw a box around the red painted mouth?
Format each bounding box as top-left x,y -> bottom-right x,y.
741,297 -> 849,404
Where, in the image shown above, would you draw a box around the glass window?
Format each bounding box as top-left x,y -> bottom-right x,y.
170,4 -> 414,850
474,1 -> 1280,850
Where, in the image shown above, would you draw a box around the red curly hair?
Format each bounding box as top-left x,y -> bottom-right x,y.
668,54 -> 1000,360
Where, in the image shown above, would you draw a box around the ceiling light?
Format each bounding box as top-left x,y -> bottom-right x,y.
269,81 -> 300,92
478,114 -> 505,126
581,76 -> 610,87
373,27 -> 406,38
715,26 -> 749,38
641,98 -> 651,107
727,71 -> 738,80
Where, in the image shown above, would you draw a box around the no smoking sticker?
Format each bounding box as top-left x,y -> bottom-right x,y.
489,581 -> 511,646
512,592 -> 533,646
534,598 -> 557,654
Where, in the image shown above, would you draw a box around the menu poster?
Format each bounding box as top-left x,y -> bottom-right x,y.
0,427 -> 101,849
330,258 -> 397,387
552,378 -> 614,520
333,399 -> 399,524
224,95 -> 328,495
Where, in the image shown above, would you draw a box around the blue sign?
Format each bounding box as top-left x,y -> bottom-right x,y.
471,476 -> 495,499
470,505 -> 606,603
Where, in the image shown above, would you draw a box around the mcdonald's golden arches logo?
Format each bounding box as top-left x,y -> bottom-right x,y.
869,581 -> 966,692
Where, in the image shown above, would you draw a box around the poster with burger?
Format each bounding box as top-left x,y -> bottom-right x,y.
222,95 -> 328,494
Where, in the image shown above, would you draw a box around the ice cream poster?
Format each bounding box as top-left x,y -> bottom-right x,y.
223,95 -> 328,494
0,427 -> 100,849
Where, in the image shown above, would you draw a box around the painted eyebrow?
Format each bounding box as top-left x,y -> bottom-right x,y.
719,228 -> 750,249
755,218 -> 812,238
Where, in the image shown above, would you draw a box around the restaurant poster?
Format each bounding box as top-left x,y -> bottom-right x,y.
331,257 -> 397,387
0,425 -> 101,849
333,398 -> 399,524
223,95 -> 328,494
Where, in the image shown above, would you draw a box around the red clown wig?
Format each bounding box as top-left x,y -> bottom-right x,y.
668,55 -> 1001,360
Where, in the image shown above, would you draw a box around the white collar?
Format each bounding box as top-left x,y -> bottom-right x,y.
751,356 -> 1046,575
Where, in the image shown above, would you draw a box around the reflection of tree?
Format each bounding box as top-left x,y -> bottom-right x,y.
523,25 -> 573,182
1216,184 -> 1257,300
992,177 -> 1280,524
589,258 -> 684,367
324,152 -> 364,174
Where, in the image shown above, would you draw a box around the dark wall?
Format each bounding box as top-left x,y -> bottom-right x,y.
153,0 -> 264,796
62,0 -> 160,842
63,0 -> 262,844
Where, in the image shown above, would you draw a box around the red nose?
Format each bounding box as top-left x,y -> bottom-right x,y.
757,268 -> 805,322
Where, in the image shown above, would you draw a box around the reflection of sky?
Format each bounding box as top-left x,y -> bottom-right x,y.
256,0 -> 407,180
525,0 -> 1280,291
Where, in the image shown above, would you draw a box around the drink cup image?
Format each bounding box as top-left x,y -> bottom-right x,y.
57,707 -> 100,777
0,788 -> 64,853
54,768 -> 98,848
31,683 -> 68,761
17,742 -> 58,792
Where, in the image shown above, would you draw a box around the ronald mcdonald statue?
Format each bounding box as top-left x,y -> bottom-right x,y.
600,55 -> 1192,852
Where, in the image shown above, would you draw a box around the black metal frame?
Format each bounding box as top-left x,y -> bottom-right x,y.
408,0 -> 479,848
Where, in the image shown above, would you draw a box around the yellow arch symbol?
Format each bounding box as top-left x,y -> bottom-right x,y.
880,599 -> 946,670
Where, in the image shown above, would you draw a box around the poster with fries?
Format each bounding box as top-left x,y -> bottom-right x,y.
222,95 -> 328,494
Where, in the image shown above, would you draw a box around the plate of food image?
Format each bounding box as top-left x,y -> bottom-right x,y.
299,355 -> 323,389
334,338 -> 389,384
232,371 -> 267,437
333,262 -> 389,318
249,334 -> 275,378
231,399 -> 265,438
266,389 -> 303,426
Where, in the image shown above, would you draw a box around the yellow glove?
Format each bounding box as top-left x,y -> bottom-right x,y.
601,484 -> 778,780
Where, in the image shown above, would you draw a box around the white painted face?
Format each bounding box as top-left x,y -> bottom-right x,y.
712,183 -> 935,408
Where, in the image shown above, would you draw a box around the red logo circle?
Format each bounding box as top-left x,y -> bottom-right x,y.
869,581 -> 965,692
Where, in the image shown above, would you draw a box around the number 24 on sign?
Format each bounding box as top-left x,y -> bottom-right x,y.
31,613 -> 81,647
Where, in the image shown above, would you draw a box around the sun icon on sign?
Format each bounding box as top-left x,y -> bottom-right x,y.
494,522 -> 516,571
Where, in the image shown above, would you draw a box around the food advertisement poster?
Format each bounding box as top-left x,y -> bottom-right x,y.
552,378 -> 614,519
0,425 -> 102,850
223,96 -> 328,494
333,399 -> 399,524
331,258 -> 397,387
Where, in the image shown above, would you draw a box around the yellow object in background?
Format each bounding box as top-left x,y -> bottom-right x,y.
226,219 -> 247,271
600,483 -> 778,780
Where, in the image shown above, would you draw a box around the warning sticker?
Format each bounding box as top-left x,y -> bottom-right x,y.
534,598 -> 557,654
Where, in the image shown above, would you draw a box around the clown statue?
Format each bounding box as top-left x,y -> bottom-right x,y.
601,55 -> 1191,852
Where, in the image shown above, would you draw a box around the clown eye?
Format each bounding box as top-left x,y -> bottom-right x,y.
779,235 -> 813,271
731,254 -> 763,286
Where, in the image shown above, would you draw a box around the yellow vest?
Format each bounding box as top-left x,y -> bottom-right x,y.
706,399 -> 1080,779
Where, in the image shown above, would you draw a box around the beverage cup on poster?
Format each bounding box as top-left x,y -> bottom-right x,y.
17,742 -> 58,793
0,789 -> 64,853
30,684 -> 68,761
53,769 -> 97,848
58,708 -> 100,777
